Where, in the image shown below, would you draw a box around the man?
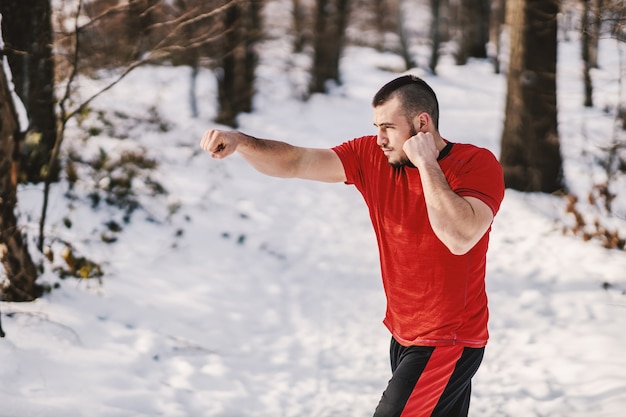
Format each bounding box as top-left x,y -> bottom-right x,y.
200,75 -> 505,417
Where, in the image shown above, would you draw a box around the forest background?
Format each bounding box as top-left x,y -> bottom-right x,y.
1,0 -> 625,300
0,0 -> 625,415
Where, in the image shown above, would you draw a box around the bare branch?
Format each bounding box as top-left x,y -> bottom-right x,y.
149,1 -> 233,52
75,2 -> 129,32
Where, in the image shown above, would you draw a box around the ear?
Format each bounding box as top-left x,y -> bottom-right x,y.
412,112 -> 431,133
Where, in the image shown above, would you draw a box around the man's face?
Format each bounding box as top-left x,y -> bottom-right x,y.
373,96 -> 414,167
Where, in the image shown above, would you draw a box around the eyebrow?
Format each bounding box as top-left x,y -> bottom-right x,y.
374,122 -> 395,128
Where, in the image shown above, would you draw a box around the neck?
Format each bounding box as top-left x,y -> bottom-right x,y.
433,134 -> 447,152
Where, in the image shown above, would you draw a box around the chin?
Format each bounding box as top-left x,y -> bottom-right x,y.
387,155 -> 411,168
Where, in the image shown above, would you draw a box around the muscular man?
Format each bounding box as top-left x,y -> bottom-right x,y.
201,75 -> 505,417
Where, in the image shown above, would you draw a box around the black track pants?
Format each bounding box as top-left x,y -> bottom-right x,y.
372,338 -> 484,417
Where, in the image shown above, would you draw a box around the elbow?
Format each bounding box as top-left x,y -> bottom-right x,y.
431,210 -> 492,255
437,221 -> 491,255
440,233 -> 481,256
447,243 -> 473,256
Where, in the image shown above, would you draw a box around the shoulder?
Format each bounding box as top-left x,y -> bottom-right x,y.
450,142 -> 496,157
332,135 -> 379,164
446,143 -> 501,168
332,135 -> 383,186
333,135 -> 377,153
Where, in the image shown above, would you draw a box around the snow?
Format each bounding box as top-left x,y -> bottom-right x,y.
1,20 -> 626,417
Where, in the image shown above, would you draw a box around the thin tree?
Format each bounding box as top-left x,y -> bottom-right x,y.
500,0 -> 563,192
309,0 -> 351,94
292,0 -> 309,53
489,0 -> 506,74
173,0 -> 204,118
396,0 -> 416,70
0,42 -> 42,302
429,0 -> 442,73
455,0 -> 490,65
581,0 -> 595,107
215,0 -> 262,127
0,0 -> 58,184
39,0 -> 237,252
588,0 -> 603,69
127,0 -> 159,60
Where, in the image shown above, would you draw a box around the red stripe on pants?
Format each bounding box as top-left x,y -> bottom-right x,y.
399,345 -> 464,417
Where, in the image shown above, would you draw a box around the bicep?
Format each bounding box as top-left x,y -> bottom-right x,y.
296,148 -> 347,183
464,196 -> 495,236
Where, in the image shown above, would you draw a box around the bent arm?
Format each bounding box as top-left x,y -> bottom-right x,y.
417,161 -> 494,255
200,129 -> 346,183
403,132 -> 494,255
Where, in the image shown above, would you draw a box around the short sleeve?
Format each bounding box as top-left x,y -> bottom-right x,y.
452,148 -> 505,216
332,136 -> 378,189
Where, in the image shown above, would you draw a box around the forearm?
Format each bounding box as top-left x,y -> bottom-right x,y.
418,162 -> 489,255
235,133 -> 304,178
202,129 -> 346,182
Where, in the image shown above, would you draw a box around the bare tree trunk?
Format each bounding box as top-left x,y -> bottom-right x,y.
439,0 -> 451,43
216,0 -> 261,127
216,3 -> 241,127
292,0 -> 309,53
489,0 -> 505,74
603,1 -> 625,130
0,304 -> 5,337
581,0 -> 594,107
0,0 -> 58,184
309,0 -> 351,94
397,0 -> 416,70
174,0 -> 203,118
429,0 -> 441,73
372,0 -> 389,51
588,0 -> 603,68
127,0 -> 159,59
500,0 -> 563,192
0,55 -> 42,302
189,64 -> 200,118
243,0 -> 262,114
456,0 -> 490,65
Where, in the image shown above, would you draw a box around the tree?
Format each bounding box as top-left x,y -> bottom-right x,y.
397,0 -> 416,70
489,0 -> 506,74
587,0 -> 602,69
127,0 -> 159,60
292,0 -> 310,53
215,0 -> 262,127
429,0 -> 442,73
173,0 -> 205,119
581,0 -> 623,109
0,43 -> 42,302
0,0 -> 264,299
500,0 -> 563,192
0,0 -> 58,184
455,0 -> 490,65
309,0 -> 351,94
38,0 -> 246,252
581,0 -> 595,107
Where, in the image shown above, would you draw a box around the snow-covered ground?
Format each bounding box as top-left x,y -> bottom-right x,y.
1,15 -> 626,417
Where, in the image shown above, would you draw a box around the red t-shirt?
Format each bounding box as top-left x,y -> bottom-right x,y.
333,135 -> 505,347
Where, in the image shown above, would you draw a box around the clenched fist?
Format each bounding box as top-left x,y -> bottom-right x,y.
200,129 -> 243,159
402,131 -> 439,168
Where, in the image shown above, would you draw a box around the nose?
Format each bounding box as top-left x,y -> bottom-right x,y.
376,128 -> 388,147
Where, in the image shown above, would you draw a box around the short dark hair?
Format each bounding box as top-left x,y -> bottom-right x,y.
372,75 -> 440,129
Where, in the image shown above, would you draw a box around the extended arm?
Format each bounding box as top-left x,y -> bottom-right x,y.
404,133 -> 494,255
200,129 -> 346,183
